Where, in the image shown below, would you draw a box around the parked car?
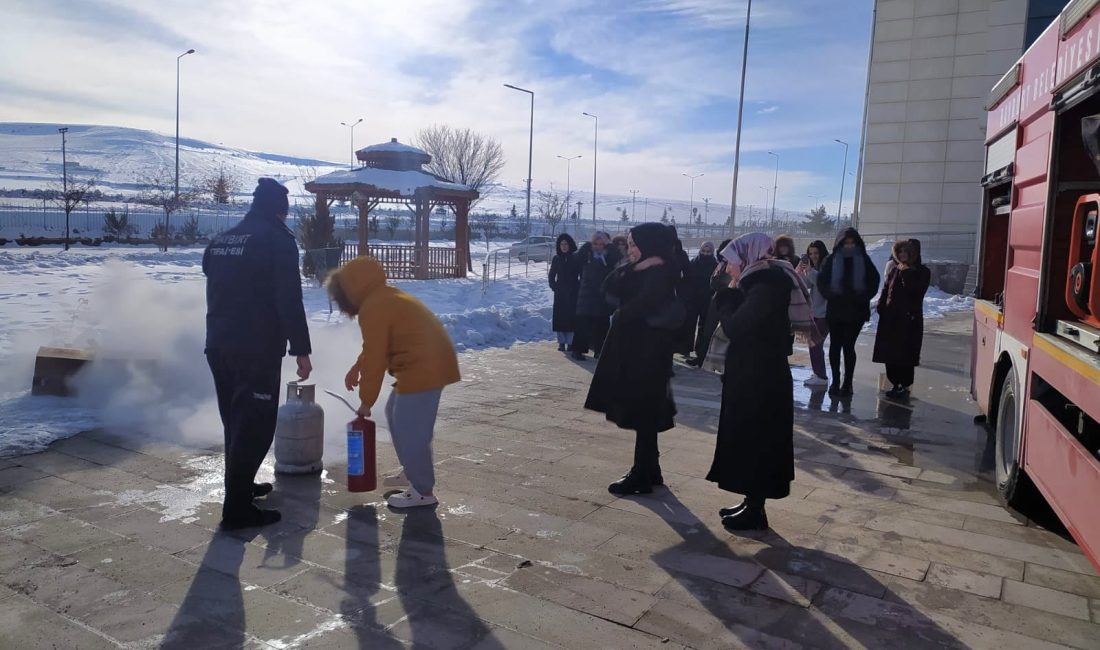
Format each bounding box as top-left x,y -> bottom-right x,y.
508,236 -> 556,262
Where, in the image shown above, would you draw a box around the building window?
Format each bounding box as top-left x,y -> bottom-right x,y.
1027,0 -> 1071,48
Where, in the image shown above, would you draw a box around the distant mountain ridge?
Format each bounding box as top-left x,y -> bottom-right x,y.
0,122 -> 733,220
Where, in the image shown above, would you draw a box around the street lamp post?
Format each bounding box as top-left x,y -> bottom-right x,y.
557,154 -> 581,235
174,48 -> 195,253
582,112 -> 598,223
759,186 -> 771,226
767,151 -> 779,226
341,118 -> 363,169
683,172 -> 703,227
728,0 -> 753,237
834,139 -> 849,236
59,127 -> 68,251
703,197 -> 710,225
629,189 -> 639,224
504,83 -> 535,247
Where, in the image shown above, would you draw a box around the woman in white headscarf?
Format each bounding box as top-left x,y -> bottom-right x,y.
707,233 -> 796,531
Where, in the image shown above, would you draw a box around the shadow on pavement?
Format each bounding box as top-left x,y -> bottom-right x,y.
632,490 -> 966,649
393,508 -> 504,649
160,530 -> 257,649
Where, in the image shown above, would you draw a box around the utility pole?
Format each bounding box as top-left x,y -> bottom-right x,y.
835,139 -> 849,237
583,112 -> 598,223
767,151 -> 779,226
703,197 -> 710,224
59,127 -> 69,251
728,0 -> 752,238
644,197 -> 649,221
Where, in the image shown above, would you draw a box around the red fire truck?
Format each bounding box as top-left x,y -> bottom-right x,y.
976,0 -> 1100,572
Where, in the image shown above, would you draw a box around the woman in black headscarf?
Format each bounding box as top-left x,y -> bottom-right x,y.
692,238 -> 733,365
817,228 -> 881,396
585,223 -> 679,495
548,233 -> 581,351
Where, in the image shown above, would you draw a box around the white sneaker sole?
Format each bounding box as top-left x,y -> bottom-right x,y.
387,494 -> 439,508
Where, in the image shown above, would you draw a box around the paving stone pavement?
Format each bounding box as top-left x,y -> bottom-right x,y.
2,314 -> 1099,649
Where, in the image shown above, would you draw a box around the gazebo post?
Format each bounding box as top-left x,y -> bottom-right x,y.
356,199 -> 370,256
455,200 -> 470,278
416,197 -> 429,280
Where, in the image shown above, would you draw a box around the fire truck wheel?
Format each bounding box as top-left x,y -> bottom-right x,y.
994,368 -> 1025,506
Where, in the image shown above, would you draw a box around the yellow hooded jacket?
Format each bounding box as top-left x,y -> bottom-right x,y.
329,257 -> 461,409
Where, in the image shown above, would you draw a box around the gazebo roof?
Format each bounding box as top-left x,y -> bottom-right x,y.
306,137 -> 478,200
306,167 -> 476,198
356,138 -> 429,157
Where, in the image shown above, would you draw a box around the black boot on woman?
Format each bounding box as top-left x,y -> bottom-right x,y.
722,496 -> 768,531
608,468 -> 653,495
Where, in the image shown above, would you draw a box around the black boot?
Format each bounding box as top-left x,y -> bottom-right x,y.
221,505 -> 281,530
557,343 -> 566,352
608,468 -> 653,495
651,465 -> 665,486
828,382 -> 841,396
722,499 -> 768,531
718,502 -> 746,518
252,482 -> 273,498
840,374 -> 854,397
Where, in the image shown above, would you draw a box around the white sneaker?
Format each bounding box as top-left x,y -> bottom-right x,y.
803,375 -> 829,387
386,486 -> 438,509
382,470 -> 410,488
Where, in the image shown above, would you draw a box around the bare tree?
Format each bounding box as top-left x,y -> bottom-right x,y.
536,189 -> 569,235
50,174 -> 98,251
415,125 -> 506,270
136,166 -> 197,252
203,165 -> 241,204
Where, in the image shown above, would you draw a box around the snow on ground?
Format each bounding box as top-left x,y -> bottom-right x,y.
0,243 -> 551,457
0,237 -> 976,457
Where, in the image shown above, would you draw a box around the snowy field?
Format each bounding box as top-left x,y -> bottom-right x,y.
0,238 -> 972,458
0,244 -> 552,457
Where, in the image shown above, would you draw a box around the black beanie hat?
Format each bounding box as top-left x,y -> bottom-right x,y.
629,222 -> 675,261
252,177 -> 290,216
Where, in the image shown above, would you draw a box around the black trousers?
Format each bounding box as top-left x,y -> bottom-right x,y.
207,351 -> 282,518
574,313 -> 610,356
886,364 -> 915,388
633,427 -> 660,477
828,320 -> 862,385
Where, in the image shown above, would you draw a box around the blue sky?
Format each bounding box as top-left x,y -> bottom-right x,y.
0,0 -> 873,219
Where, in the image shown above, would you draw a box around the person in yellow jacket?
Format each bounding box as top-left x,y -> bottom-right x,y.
327,256 -> 461,508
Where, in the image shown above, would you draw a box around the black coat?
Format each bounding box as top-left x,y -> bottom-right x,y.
204,211 -> 312,357
706,266 -> 794,499
575,242 -> 621,317
873,264 -> 932,367
548,252 -> 581,332
687,254 -> 719,307
584,264 -> 677,432
817,252 -> 881,324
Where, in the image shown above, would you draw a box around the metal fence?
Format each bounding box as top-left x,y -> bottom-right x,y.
0,203 -> 246,238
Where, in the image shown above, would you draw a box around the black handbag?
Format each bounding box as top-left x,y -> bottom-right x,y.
646,297 -> 687,330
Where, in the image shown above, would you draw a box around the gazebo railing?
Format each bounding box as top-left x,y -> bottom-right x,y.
343,243 -> 458,279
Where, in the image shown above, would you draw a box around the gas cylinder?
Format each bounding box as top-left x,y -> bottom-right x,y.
346,415 -> 376,492
273,382 -> 325,474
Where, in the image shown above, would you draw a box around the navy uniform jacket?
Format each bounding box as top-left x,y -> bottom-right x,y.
203,210 -> 312,358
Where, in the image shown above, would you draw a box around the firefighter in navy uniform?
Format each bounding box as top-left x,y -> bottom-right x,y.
204,177 -> 313,529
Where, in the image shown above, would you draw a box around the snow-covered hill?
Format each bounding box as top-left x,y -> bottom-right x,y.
0,122 -> 736,221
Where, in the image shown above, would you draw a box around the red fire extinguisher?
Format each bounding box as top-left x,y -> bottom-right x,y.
324,390 -> 377,492
346,415 -> 377,492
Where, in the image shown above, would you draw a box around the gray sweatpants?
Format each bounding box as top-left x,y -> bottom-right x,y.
384,388 -> 442,495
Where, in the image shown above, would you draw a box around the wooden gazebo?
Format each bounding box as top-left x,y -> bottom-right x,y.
304,138 -> 478,279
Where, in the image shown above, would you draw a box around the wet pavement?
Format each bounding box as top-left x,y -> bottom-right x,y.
1,312 -> 1099,649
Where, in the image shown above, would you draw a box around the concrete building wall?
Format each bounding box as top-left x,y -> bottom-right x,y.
858,0 -> 1030,262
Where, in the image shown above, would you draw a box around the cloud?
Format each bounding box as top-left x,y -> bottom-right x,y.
0,0 -> 872,209
757,105 -> 779,115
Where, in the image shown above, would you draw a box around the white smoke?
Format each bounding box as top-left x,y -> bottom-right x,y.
68,261 -> 392,461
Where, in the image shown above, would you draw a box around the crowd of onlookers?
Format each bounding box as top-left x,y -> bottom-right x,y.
548,223 -> 932,532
